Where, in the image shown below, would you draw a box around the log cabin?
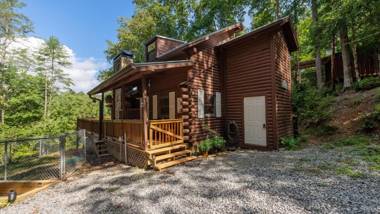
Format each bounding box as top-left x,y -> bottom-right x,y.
77,17 -> 298,170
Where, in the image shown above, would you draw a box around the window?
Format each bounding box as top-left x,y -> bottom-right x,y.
159,95 -> 169,119
205,93 -> 215,116
147,42 -> 156,53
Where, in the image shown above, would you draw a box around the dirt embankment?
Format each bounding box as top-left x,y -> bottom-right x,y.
330,87 -> 380,135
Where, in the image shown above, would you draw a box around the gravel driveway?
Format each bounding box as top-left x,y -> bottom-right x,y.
1,147 -> 379,214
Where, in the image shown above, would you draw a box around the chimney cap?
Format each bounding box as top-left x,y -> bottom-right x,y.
113,50 -> 133,61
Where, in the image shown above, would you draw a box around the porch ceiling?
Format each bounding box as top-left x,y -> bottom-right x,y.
88,60 -> 193,95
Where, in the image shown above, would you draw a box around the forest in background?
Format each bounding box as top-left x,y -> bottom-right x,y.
0,0 -> 97,140
1,0 -> 379,140
102,0 -> 379,89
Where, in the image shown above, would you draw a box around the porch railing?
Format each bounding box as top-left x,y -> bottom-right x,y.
149,119 -> 183,149
104,120 -> 143,148
77,118 -> 183,150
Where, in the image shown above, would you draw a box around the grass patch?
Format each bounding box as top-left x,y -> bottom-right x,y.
335,166 -> 366,178
280,136 -> 307,150
333,135 -> 371,147
320,135 -> 380,173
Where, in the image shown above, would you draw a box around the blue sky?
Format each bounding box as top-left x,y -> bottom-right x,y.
18,1 -> 251,92
23,0 -> 135,61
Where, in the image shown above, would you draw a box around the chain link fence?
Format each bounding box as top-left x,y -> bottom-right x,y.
0,130 -> 87,181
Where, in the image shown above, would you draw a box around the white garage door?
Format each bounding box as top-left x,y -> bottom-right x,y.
244,96 -> 267,146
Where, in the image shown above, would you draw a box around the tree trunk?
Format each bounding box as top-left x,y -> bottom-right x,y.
331,35 -> 336,89
0,109 -> 4,125
275,0 -> 280,19
351,28 -> 360,81
340,24 -> 353,89
44,70 -> 48,119
311,0 -> 324,89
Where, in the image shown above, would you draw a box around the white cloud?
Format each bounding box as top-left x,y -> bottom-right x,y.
6,36 -> 107,93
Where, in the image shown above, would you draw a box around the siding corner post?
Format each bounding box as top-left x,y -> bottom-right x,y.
99,93 -> 105,140
83,129 -> 87,161
141,77 -> 149,150
59,136 -> 66,180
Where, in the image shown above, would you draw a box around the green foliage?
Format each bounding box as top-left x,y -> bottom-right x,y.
210,136 -> 226,150
280,136 -> 305,150
35,36 -> 72,119
353,77 -> 380,91
198,139 -> 212,153
292,83 -> 334,128
307,124 -> 338,137
199,136 -> 226,153
360,111 -> 380,133
334,135 -> 370,147
335,166 -> 365,178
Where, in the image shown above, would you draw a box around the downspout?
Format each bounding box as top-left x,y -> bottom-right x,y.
89,93 -> 104,140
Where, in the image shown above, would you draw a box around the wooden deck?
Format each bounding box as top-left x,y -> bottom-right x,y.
77,118 -> 195,170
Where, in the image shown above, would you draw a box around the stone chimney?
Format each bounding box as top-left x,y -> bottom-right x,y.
113,50 -> 134,72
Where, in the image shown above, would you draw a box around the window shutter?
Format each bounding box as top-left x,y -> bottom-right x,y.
215,92 -> 221,118
177,98 -> 182,114
198,89 -> 204,118
152,95 -> 158,119
169,92 -> 175,119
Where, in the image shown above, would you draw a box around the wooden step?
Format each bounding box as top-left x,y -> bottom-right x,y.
98,153 -> 111,157
147,144 -> 187,155
150,140 -> 183,149
155,156 -> 197,171
154,150 -> 191,162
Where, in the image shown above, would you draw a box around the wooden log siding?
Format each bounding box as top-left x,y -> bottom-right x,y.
224,34 -> 277,150
188,41 -> 225,144
146,37 -> 185,61
180,84 -> 191,142
274,32 -> 293,142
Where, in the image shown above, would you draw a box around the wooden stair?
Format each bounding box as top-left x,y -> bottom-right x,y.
148,143 -> 196,171
94,140 -> 111,158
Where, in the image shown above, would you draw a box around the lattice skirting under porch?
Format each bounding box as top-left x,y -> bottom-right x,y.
126,145 -> 148,168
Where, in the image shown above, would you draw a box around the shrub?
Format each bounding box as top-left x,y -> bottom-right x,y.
210,136 -> 226,150
360,112 -> 380,133
353,77 -> 380,91
292,83 -> 334,128
198,140 -> 212,153
199,136 -> 226,154
375,104 -> 380,113
280,136 -> 302,150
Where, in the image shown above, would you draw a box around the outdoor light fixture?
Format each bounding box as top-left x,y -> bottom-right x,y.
8,190 -> 17,203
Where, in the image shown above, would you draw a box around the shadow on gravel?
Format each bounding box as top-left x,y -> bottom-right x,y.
67,150 -> 379,213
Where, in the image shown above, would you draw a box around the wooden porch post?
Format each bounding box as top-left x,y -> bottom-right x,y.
99,92 -> 104,140
142,78 -> 149,150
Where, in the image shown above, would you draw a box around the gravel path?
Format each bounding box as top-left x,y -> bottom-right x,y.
1,147 -> 379,214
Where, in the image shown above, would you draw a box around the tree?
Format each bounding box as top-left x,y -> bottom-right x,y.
311,0 -> 324,89
4,65 -> 44,126
339,22 -> 353,88
0,0 -> 33,124
35,36 -> 72,119
103,0 -> 246,79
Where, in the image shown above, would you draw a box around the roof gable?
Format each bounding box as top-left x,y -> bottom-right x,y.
218,16 -> 298,52
157,23 -> 243,60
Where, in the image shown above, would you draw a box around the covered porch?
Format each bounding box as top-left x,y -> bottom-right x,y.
77,60 -> 195,170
